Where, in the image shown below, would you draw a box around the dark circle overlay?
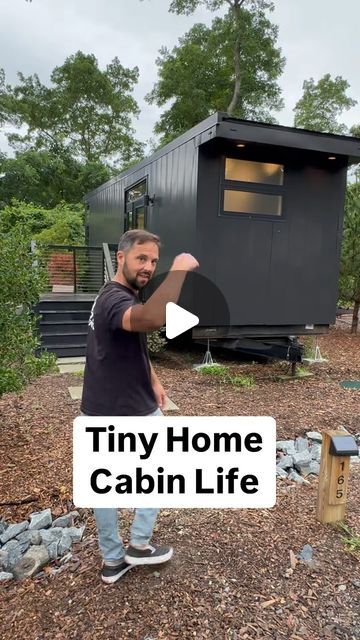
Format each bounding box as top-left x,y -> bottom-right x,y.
138,270 -> 230,336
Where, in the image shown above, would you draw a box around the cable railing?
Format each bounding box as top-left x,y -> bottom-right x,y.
35,243 -> 118,294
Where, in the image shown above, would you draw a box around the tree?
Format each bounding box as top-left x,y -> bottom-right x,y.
293,74 -> 357,134
0,200 -> 85,245
0,149 -> 110,209
3,51 -> 144,167
0,69 -> 7,126
339,182 -> 360,334
350,124 -> 360,138
147,10 -> 284,144
166,0 -> 277,115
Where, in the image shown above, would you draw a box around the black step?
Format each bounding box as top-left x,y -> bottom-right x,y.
35,295 -> 95,356
38,309 -> 91,322
42,345 -> 87,358
41,332 -> 88,347
38,300 -> 94,312
40,320 -> 89,335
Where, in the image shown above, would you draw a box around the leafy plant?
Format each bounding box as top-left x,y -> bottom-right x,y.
147,329 -> 167,354
230,374 -> 254,388
0,200 -> 85,245
338,522 -> 360,553
198,364 -> 254,387
0,225 -> 56,395
198,364 -> 228,379
296,365 -> 310,376
0,149 -> 111,209
339,182 -> 360,334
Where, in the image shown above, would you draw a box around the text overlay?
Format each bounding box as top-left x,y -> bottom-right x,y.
73,416 -> 276,508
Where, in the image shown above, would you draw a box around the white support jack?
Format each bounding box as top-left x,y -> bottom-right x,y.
193,339 -> 217,370
302,336 -> 328,365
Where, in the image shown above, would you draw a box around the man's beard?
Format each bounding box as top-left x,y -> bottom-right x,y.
123,261 -> 150,291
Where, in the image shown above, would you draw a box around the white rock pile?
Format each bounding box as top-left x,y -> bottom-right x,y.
276,430 -> 360,485
276,431 -> 323,485
0,508 -> 85,581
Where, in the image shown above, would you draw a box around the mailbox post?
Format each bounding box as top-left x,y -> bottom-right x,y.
316,430 -> 359,523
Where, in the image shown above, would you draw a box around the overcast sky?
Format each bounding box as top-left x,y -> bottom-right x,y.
0,0 -> 359,154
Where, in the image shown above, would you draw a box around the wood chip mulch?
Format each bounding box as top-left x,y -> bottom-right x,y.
0,326 -> 359,640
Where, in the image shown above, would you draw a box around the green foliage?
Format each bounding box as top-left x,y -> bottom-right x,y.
230,373 -> 254,387
169,0 -> 224,13
198,364 -> 254,387
2,51 -> 144,167
34,213 -> 84,245
338,522 -> 360,553
147,329 -> 167,354
339,182 -> 360,332
0,68 -> 8,126
0,226 -> 57,395
198,364 -> 229,379
0,200 -> 85,245
168,0 -> 273,16
0,149 -> 111,209
293,74 -> 357,134
340,182 -> 360,298
147,9 -> 284,144
350,124 -> 360,138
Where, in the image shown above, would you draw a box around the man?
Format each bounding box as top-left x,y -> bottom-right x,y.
81,229 -> 199,584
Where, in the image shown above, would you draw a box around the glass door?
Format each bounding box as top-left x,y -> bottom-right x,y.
125,180 -> 148,231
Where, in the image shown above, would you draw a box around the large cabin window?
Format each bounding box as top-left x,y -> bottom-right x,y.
224,190 -> 282,216
125,179 -> 148,230
222,158 -> 284,218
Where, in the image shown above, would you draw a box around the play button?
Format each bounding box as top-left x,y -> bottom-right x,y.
166,302 -> 199,339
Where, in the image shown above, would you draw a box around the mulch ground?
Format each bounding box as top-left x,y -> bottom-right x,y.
0,325 -> 359,640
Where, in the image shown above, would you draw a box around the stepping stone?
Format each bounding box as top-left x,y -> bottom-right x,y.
58,363 -> 85,374
56,357 -> 86,365
68,386 -> 83,400
67,386 -> 179,410
163,396 -> 179,411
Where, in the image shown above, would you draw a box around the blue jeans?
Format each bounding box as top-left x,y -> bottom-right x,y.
82,408 -> 163,564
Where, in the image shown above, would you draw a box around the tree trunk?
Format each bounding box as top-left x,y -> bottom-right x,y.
227,1 -> 243,115
351,298 -> 359,334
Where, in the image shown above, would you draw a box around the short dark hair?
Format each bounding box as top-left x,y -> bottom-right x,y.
118,230 -> 161,253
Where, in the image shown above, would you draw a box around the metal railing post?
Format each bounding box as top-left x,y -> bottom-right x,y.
73,248 -> 77,293
102,242 -> 115,282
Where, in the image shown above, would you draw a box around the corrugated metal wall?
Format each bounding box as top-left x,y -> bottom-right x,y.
86,137 -> 199,279
197,143 -> 346,327
86,129 -> 347,330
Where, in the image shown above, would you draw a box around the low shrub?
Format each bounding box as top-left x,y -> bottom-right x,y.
147,329 -> 167,354
0,226 -> 57,395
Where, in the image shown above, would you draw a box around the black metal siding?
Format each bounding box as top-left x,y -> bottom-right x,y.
86,138 -> 199,276
197,144 -> 347,327
85,113 -> 358,332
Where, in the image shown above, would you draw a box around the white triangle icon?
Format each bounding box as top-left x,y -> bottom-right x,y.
165,302 -> 199,339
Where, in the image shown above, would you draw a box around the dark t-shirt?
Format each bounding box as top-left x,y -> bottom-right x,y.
80,281 -> 157,416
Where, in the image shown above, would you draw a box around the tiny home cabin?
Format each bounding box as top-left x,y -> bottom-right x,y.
85,113 -> 360,360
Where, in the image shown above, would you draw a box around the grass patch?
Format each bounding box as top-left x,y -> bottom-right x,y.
198,364 -> 255,388
338,522 -> 360,554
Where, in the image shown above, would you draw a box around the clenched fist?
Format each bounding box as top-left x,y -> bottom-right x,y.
171,253 -> 199,272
